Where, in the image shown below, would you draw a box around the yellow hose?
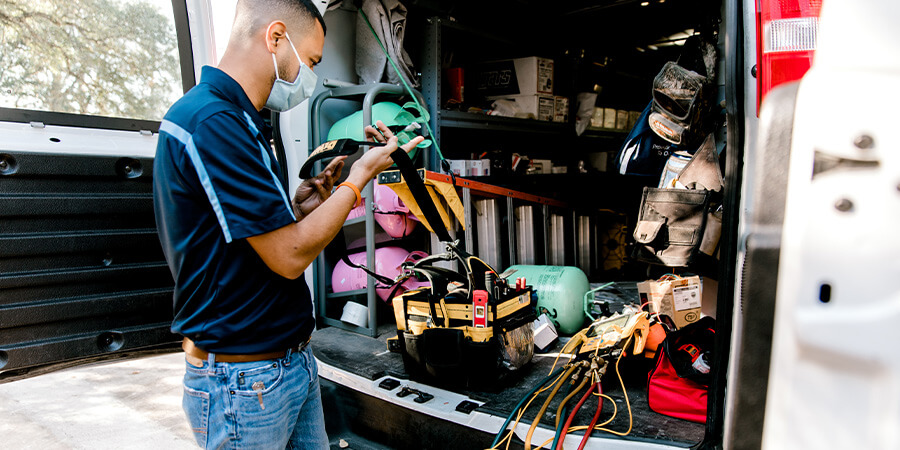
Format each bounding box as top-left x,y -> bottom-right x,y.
555,374 -> 590,428
524,363 -> 579,450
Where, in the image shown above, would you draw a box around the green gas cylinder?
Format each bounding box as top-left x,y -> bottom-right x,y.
506,265 -> 590,335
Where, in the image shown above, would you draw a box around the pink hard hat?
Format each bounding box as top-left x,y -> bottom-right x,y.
344,181 -> 419,238
331,248 -> 430,302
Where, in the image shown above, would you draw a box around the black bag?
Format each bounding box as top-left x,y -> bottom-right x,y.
391,250 -> 536,388
649,37 -> 718,148
662,316 -> 716,385
633,134 -> 724,267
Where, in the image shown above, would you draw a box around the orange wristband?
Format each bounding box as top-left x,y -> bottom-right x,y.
337,181 -> 362,208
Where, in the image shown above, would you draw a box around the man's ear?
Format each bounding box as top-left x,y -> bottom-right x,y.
264,21 -> 288,53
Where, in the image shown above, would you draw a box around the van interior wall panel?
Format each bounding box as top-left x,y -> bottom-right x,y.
703,0 -> 745,447
0,151 -> 177,378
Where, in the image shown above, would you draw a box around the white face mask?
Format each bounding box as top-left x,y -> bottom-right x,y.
264,33 -> 318,112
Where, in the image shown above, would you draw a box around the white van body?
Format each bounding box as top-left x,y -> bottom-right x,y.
1,0 -> 897,448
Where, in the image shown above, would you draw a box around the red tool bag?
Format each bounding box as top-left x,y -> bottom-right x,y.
647,317 -> 715,423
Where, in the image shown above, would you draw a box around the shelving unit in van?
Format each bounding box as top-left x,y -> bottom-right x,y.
309,16 -> 642,337
419,16 -> 631,172
416,16 -> 635,279
310,83 -> 431,338
309,84 -> 593,338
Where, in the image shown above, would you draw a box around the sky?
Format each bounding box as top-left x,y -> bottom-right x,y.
212,0 -> 239,63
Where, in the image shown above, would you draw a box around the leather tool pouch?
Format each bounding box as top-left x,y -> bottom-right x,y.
633,188 -> 713,267
633,134 -> 724,268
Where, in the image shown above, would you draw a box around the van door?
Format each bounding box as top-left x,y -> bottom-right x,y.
0,0 -> 203,380
727,0 -> 900,448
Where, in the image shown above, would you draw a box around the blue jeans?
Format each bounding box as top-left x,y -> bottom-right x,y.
182,345 -> 328,449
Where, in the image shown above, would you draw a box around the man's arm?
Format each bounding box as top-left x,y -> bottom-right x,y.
247,122 -> 424,279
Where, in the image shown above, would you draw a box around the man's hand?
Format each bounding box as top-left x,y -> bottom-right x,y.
292,156 -> 345,221
349,120 -> 425,183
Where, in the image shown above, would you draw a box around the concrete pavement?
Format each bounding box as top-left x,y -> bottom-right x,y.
0,352 -> 196,449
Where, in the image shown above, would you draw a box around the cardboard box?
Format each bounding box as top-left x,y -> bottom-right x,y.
488,94 -> 556,121
467,159 -> 491,176
553,96 -> 569,123
446,159 -> 467,176
529,159 -> 552,174
637,275 -> 702,329
602,108 -> 617,129
532,314 -> 559,351
447,159 -> 491,176
615,110 -> 630,130
475,56 -> 554,96
590,107 -> 604,128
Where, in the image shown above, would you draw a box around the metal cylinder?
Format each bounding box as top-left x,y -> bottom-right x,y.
515,205 -> 536,265
506,265 -> 590,335
576,215 -> 591,275
475,199 -> 502,270
549,214 -> 566,266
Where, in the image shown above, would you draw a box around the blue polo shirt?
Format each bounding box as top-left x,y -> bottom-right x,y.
153,66 -> 313,354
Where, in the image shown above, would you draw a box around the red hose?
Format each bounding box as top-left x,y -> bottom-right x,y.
577,383 -> 603,450
556,382 -> 597,450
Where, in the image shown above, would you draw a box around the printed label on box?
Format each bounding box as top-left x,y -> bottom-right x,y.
538,59 -> 554,94
538,96 -> 555,121
673,285 -> 701,311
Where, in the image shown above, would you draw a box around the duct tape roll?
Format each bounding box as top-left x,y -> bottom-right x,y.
340,301 -> 368,328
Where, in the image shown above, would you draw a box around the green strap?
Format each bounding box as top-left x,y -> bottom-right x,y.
358,8 -> 447,167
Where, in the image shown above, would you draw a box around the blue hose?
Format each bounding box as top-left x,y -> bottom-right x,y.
491,365 -> 567,448
550,382 -> 576,449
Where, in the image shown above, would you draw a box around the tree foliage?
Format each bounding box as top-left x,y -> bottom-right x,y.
0,0 -> 182,121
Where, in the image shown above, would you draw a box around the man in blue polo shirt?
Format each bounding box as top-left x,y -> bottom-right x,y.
153,1 -> 422,448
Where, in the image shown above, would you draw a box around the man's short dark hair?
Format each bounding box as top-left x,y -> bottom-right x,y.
292,0 -> 327,36
233,0 -> 327,39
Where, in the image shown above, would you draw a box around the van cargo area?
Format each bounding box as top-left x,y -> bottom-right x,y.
308,0 -> 734,448
315,283 -> 705,449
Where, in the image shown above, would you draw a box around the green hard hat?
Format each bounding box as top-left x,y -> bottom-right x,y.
327,102 -> 432,161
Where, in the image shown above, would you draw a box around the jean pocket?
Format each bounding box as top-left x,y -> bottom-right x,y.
182,385 -> 210,448
230,360 -> 285,398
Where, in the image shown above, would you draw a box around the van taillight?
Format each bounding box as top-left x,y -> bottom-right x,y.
756,0 -> 822,113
